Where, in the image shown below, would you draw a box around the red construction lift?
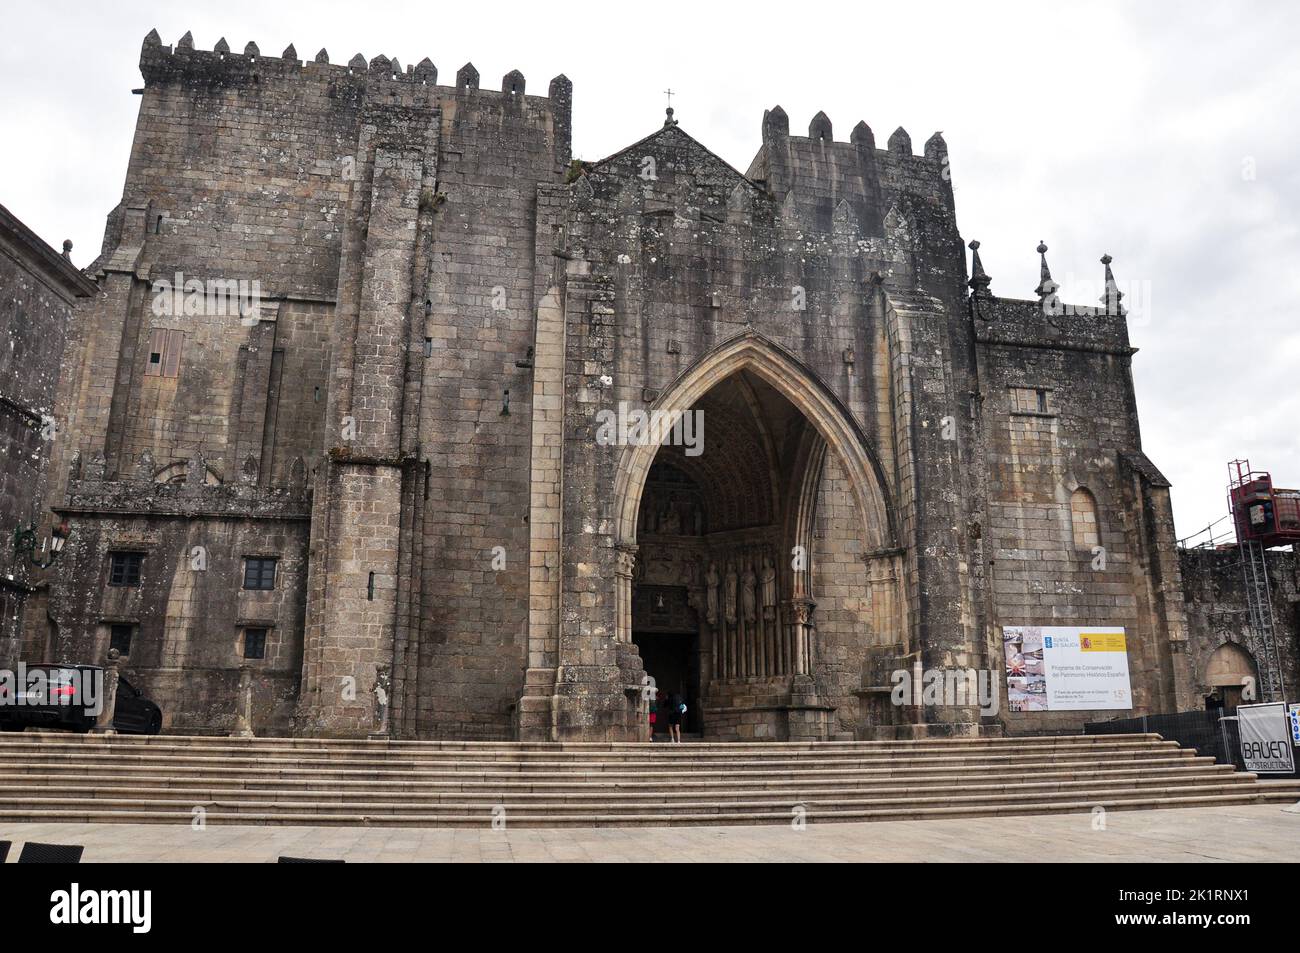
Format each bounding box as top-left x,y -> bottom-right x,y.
1226,460 -> 1295,701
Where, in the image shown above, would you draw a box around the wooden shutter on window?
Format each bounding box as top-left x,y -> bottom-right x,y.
145,327 -> 165,377
163,329 -> 183,378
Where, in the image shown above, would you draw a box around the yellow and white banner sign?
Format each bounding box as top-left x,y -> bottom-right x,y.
1003,626 -> 1133,712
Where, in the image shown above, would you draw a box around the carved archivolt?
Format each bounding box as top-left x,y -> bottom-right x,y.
616,333 -> 896,679
613,331 -> 894,553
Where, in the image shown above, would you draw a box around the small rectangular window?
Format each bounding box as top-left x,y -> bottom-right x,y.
108,552 -> 144,587
145,328 -> 184,379
1010,386 -> 1052,415
243,557 -> 278,591
145,329 -> 164,377
109,624 -> 134,657
243,627 -> 268,660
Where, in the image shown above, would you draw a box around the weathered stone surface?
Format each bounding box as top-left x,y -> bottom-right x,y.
0,205 -> 96,674
8,31 -> 1275,744
1180,548 -> 1299,704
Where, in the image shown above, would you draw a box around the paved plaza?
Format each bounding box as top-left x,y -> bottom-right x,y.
3,804 -> 1297,863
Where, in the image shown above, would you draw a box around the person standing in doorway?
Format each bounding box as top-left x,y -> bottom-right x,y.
668,692 -> 684,743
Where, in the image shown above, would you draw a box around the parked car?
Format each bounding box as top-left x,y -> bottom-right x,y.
0,664 -> 162,734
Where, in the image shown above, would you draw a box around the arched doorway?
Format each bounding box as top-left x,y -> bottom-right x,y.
1204,641 -> 1257,713
615,333 -> 902,739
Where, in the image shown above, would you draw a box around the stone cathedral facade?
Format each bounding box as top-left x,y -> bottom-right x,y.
5,30 -> 1218,742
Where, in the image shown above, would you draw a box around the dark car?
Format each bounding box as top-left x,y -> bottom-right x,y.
0,664 -> 162,734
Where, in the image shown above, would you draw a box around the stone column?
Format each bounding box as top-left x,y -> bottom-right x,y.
1121,461 -> 1198,711
544,265 -> 647,742
614,546 -> 637,644
790,597 -> 816,676
760,617 -> 771,677
297,105 -> 437,738
92,648 -> 121,734
231,665 -> 255,738
786,599 -> 830,740
369,666 -> 391,740
689,586 -> 712,687
518,286 -> 568,740
766,617 -> 775,677
708,619 -> 720,686
879,286 -> 983,732
717,622 -> 726,678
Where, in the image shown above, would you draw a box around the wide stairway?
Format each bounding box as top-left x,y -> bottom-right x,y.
2,733 -> 1297,827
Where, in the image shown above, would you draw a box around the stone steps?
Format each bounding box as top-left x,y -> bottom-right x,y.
0,780 -> 1279,811
4,790 -> 1298,828
0,743 -> 1195,773
0,755 -> 1214,785
5,761 -> 1251,794
8,762 -> 1238,795
2,733 -> 1294,827
1,775 -> 1259,809
0,732 -> 1173,758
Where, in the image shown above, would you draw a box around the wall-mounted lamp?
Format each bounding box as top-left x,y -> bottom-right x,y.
13,518 -> 71,569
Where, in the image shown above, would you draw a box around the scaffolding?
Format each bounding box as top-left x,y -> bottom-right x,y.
1226,459 -> 1293,702
1176,514 -> 1235,550
1238,537 -> 1285,701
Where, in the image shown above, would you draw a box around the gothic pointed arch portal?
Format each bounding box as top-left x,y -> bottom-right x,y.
612,332 -> 902,738
613,332 -> 896,552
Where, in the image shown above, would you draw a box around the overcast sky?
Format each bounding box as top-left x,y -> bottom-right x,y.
3,0 -> 1297,541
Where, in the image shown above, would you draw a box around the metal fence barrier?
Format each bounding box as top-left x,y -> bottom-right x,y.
1085,708 -> 1299,777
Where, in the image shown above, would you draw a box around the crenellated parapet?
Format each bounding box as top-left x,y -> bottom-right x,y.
115,29 -> 574,302
738,107 -> 961,296
138,28 -> 568,113
747,104 -> 955,244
